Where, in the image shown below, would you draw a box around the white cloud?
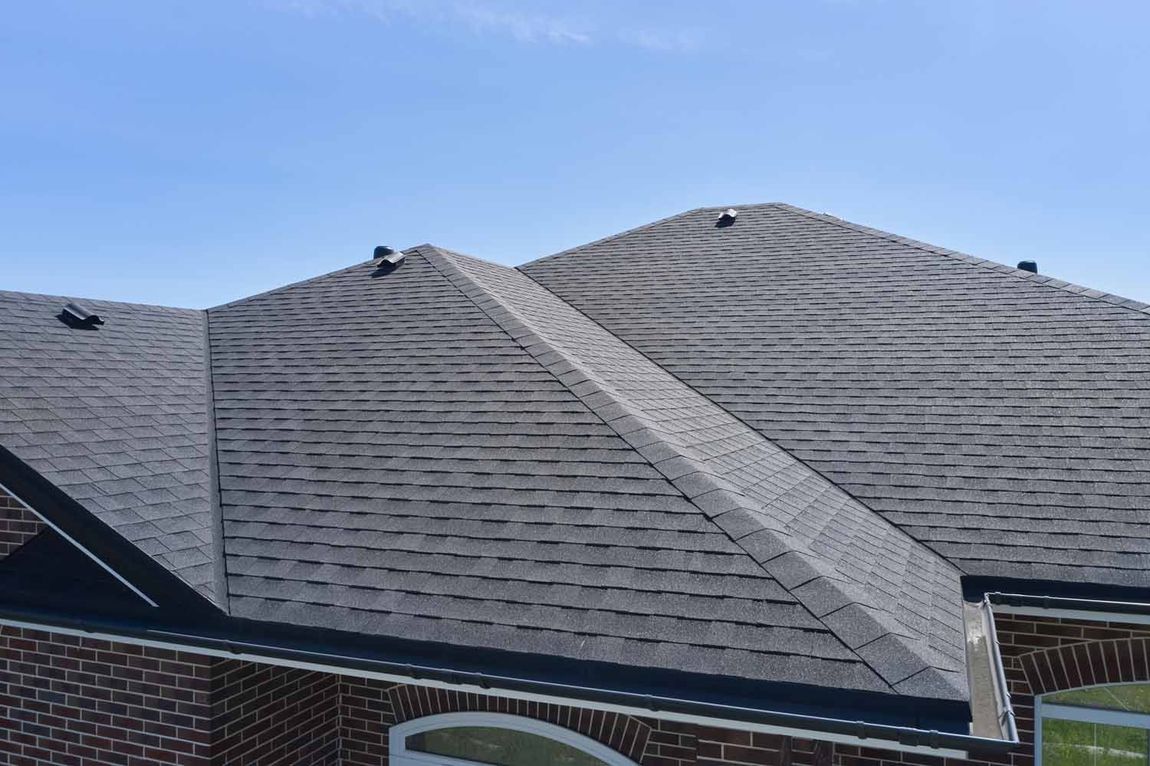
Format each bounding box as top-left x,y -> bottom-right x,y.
266,0 -> 698,51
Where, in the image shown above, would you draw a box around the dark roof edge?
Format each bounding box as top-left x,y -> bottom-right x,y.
965,576 -> 1150,605
771,203 -> 1150,317
421,245 -> 964,697
0,602 -> 1004,754
0,446 -> 221,619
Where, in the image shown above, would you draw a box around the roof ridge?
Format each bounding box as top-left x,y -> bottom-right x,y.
421,245 -> 968,699
207,258 -> 377,312
519,204 -> 791,269
521,208 -> 709,268
771,203 -> 1150,317
0,288 -> 197,314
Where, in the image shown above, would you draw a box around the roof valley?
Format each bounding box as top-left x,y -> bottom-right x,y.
201,309 -> 231,612
420,246 -> 968,698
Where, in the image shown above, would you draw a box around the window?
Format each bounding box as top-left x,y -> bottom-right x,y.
1038,684 -> 1150,766
390,712 -> 639,766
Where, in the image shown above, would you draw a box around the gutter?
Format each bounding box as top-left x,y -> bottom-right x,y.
981,597 -> 1019,744
0,608 -> 1018,758
988,592 -> 1150,626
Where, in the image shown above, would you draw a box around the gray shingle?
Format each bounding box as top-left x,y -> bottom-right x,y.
205,249 -> 962,698
9,201 -> 1143,707
522,203 -> 1150,588
0,290 -> 218,602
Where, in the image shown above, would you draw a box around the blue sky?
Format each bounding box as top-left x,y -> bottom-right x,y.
2,1 -> 1148,308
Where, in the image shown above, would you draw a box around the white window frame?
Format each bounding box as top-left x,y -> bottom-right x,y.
1035,683 -> 1150,766
389,711 -> 639,766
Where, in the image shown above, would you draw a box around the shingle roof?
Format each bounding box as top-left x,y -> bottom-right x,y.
206,247 -> 965,698
0,291 -> 218,602
522,203 -> 1150,588
3,201 -> 1146,711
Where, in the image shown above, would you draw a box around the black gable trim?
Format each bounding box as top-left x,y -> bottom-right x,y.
0,445 -> 220,619
963,576 -> 1150,605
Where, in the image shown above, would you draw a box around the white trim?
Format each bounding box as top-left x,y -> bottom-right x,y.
0,480 -> 157,607
0,615 -> 971,758
992,604 -> 1150,627
390,711 -> 638,766
1042,702 -> 1150,730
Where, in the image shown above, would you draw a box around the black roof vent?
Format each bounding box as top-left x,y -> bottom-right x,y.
373,246 -> 405,267
59,302 -> 104,329
716,208 -> 738,228
1017,260 -> 1038,274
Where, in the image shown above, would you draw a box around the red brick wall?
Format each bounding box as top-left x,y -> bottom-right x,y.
0,626 -> 343,766
3,613 -> 1150,765
339,677 -> 393,765
0,491 -> 43,559
211,661 -> 340,765
0,624 -> 214,765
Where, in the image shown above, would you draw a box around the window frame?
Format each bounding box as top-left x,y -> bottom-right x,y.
389,711 -> 640,766
1036,683 -> 1150,766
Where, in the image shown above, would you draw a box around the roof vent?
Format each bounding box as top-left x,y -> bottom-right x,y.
1017,260 -> 1038,274
59,302 -> 104,329
716,209 -> 738,228
373,245 -> 405,267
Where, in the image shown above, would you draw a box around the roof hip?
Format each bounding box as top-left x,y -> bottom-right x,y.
418,245 -> 969,699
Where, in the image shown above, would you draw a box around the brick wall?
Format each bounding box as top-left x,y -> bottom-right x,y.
3,613 -> 1150,765
211,661 -> 340,765
0,624 -> 215,765
0,492 -> 43,559
0,626 -> 344,766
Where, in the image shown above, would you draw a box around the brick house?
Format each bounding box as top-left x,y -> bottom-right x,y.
0,204 -> 1147,766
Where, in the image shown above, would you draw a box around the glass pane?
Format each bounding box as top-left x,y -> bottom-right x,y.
1045,718 -> 1096,766
1096,722 -> 1148,766
1047,684 -> 1150,714
1043,718 -> 1148,766
406,726 -> 609,766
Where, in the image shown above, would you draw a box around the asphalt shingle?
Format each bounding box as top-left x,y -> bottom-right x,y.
522,203 -> 1150,588
0,290 -> 217,601
205,248 -> 963,698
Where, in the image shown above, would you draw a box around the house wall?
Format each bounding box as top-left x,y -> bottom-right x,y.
0,624 -> 215,765
2,614 -> 1149,765
0,492 -> 43,559
211,660 -> 341,765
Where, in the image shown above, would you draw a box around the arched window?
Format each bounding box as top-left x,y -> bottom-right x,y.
390,712 -> 639,766
1038,683 -> 1150,766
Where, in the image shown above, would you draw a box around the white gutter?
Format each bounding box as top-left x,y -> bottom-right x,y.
990,595 -> 1150,627
981,597 -> 1019,743
0,613 -> 990,758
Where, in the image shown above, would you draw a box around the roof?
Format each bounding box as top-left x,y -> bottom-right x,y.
1,202 -> 1146,721
0,291 -> 219,602
206,246 -> 962,698
523,204 -> 1150,588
